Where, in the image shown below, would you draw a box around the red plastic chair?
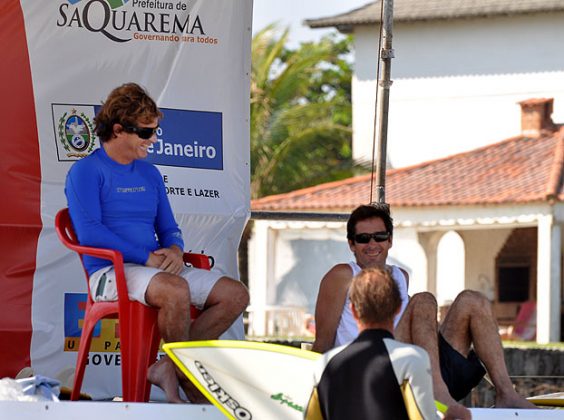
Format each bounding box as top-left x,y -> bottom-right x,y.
55,208 -> 211,402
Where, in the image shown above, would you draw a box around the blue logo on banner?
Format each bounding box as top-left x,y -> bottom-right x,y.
93,107 -> 223,170
64,293 -> 101,337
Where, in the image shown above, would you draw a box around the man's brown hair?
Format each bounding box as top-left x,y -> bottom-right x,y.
94,83 -> 162,143
350,267 -> 401,325
346,203 -> 393,242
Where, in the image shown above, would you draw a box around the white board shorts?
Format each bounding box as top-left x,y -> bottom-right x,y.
89,264 -> 223,309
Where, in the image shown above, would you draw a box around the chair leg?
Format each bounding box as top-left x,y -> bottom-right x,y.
119,333 -> 131,401
121,306 -> 160,402
70,317 -> 97,401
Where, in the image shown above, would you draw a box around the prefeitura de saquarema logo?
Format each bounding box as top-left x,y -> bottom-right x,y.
56,0 -> 212,44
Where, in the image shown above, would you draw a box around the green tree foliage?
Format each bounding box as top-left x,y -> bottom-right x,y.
251,24 -> 365,199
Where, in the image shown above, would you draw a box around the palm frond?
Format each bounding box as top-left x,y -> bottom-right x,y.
250,24 -> 356,199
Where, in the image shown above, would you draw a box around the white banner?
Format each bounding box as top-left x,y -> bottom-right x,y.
16,0 -> 252,399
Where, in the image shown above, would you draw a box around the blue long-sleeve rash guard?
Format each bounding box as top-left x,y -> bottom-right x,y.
65,146 -> 184,276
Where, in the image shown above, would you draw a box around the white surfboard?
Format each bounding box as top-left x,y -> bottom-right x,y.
163,340 -> 321,420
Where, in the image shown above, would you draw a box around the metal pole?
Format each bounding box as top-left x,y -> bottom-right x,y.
373,0 -> 394,204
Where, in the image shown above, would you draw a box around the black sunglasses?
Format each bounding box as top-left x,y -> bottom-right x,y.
122,125 -> 159,140
354,231 -> 391,243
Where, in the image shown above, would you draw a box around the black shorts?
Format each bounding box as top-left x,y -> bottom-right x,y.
438,333 -> 486,401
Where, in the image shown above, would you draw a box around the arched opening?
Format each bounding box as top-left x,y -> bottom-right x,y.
436,231 -> 465,306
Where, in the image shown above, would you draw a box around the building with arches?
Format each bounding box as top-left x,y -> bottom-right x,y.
249,98 -> 563,343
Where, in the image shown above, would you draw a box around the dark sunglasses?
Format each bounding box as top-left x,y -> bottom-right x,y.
122,125 -> 159,140
354,231 -> 391,243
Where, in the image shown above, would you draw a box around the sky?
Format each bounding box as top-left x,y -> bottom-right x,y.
252,0 -> 371,47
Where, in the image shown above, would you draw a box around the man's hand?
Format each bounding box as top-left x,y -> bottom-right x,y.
444,403 -> 472,420
146,252 -> 165,268
153,245 -> 184,275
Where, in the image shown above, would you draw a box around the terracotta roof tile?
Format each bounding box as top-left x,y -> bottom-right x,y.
252,131 -> 564,212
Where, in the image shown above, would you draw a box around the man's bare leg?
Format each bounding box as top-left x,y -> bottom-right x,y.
441,291 -> 535,409
176,277 -> 249,403
189,277 -> 249,340
395,292 -> 471,419
145,274 -> 248,403
145,273 -> 191,403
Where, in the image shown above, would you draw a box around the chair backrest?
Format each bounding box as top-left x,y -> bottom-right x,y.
55,208 -> 94,285
55,208 -> 79,249
56,208 -> 128,303
56,207 -> 212,273
56,207 -> 206,323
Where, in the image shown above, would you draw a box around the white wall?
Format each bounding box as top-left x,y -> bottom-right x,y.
248,221 -> 351,316
271,226 -> 350,314
460,228 -> 513,297
352,13 -> 564,168
248,222 -> 429,322
388,227 -> 428,294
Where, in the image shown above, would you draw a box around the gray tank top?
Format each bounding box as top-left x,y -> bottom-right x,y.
334,262 -> 409,347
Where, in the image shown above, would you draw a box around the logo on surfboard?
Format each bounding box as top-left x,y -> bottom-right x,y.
270,392 -> 305,412
194,360 -> 252,419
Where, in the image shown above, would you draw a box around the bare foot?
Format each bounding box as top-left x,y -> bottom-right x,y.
178,376 -> 210,404
495,391 -> 537,409
147,357 -> 185,403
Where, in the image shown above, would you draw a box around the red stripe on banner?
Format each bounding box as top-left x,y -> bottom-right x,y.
0,1 -> 42,377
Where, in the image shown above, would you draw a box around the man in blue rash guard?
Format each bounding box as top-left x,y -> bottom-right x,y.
65,83 -> 249,403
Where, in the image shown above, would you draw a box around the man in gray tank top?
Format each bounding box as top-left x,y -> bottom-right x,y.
306,267 -> 439,420
312,204 -> 535,419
